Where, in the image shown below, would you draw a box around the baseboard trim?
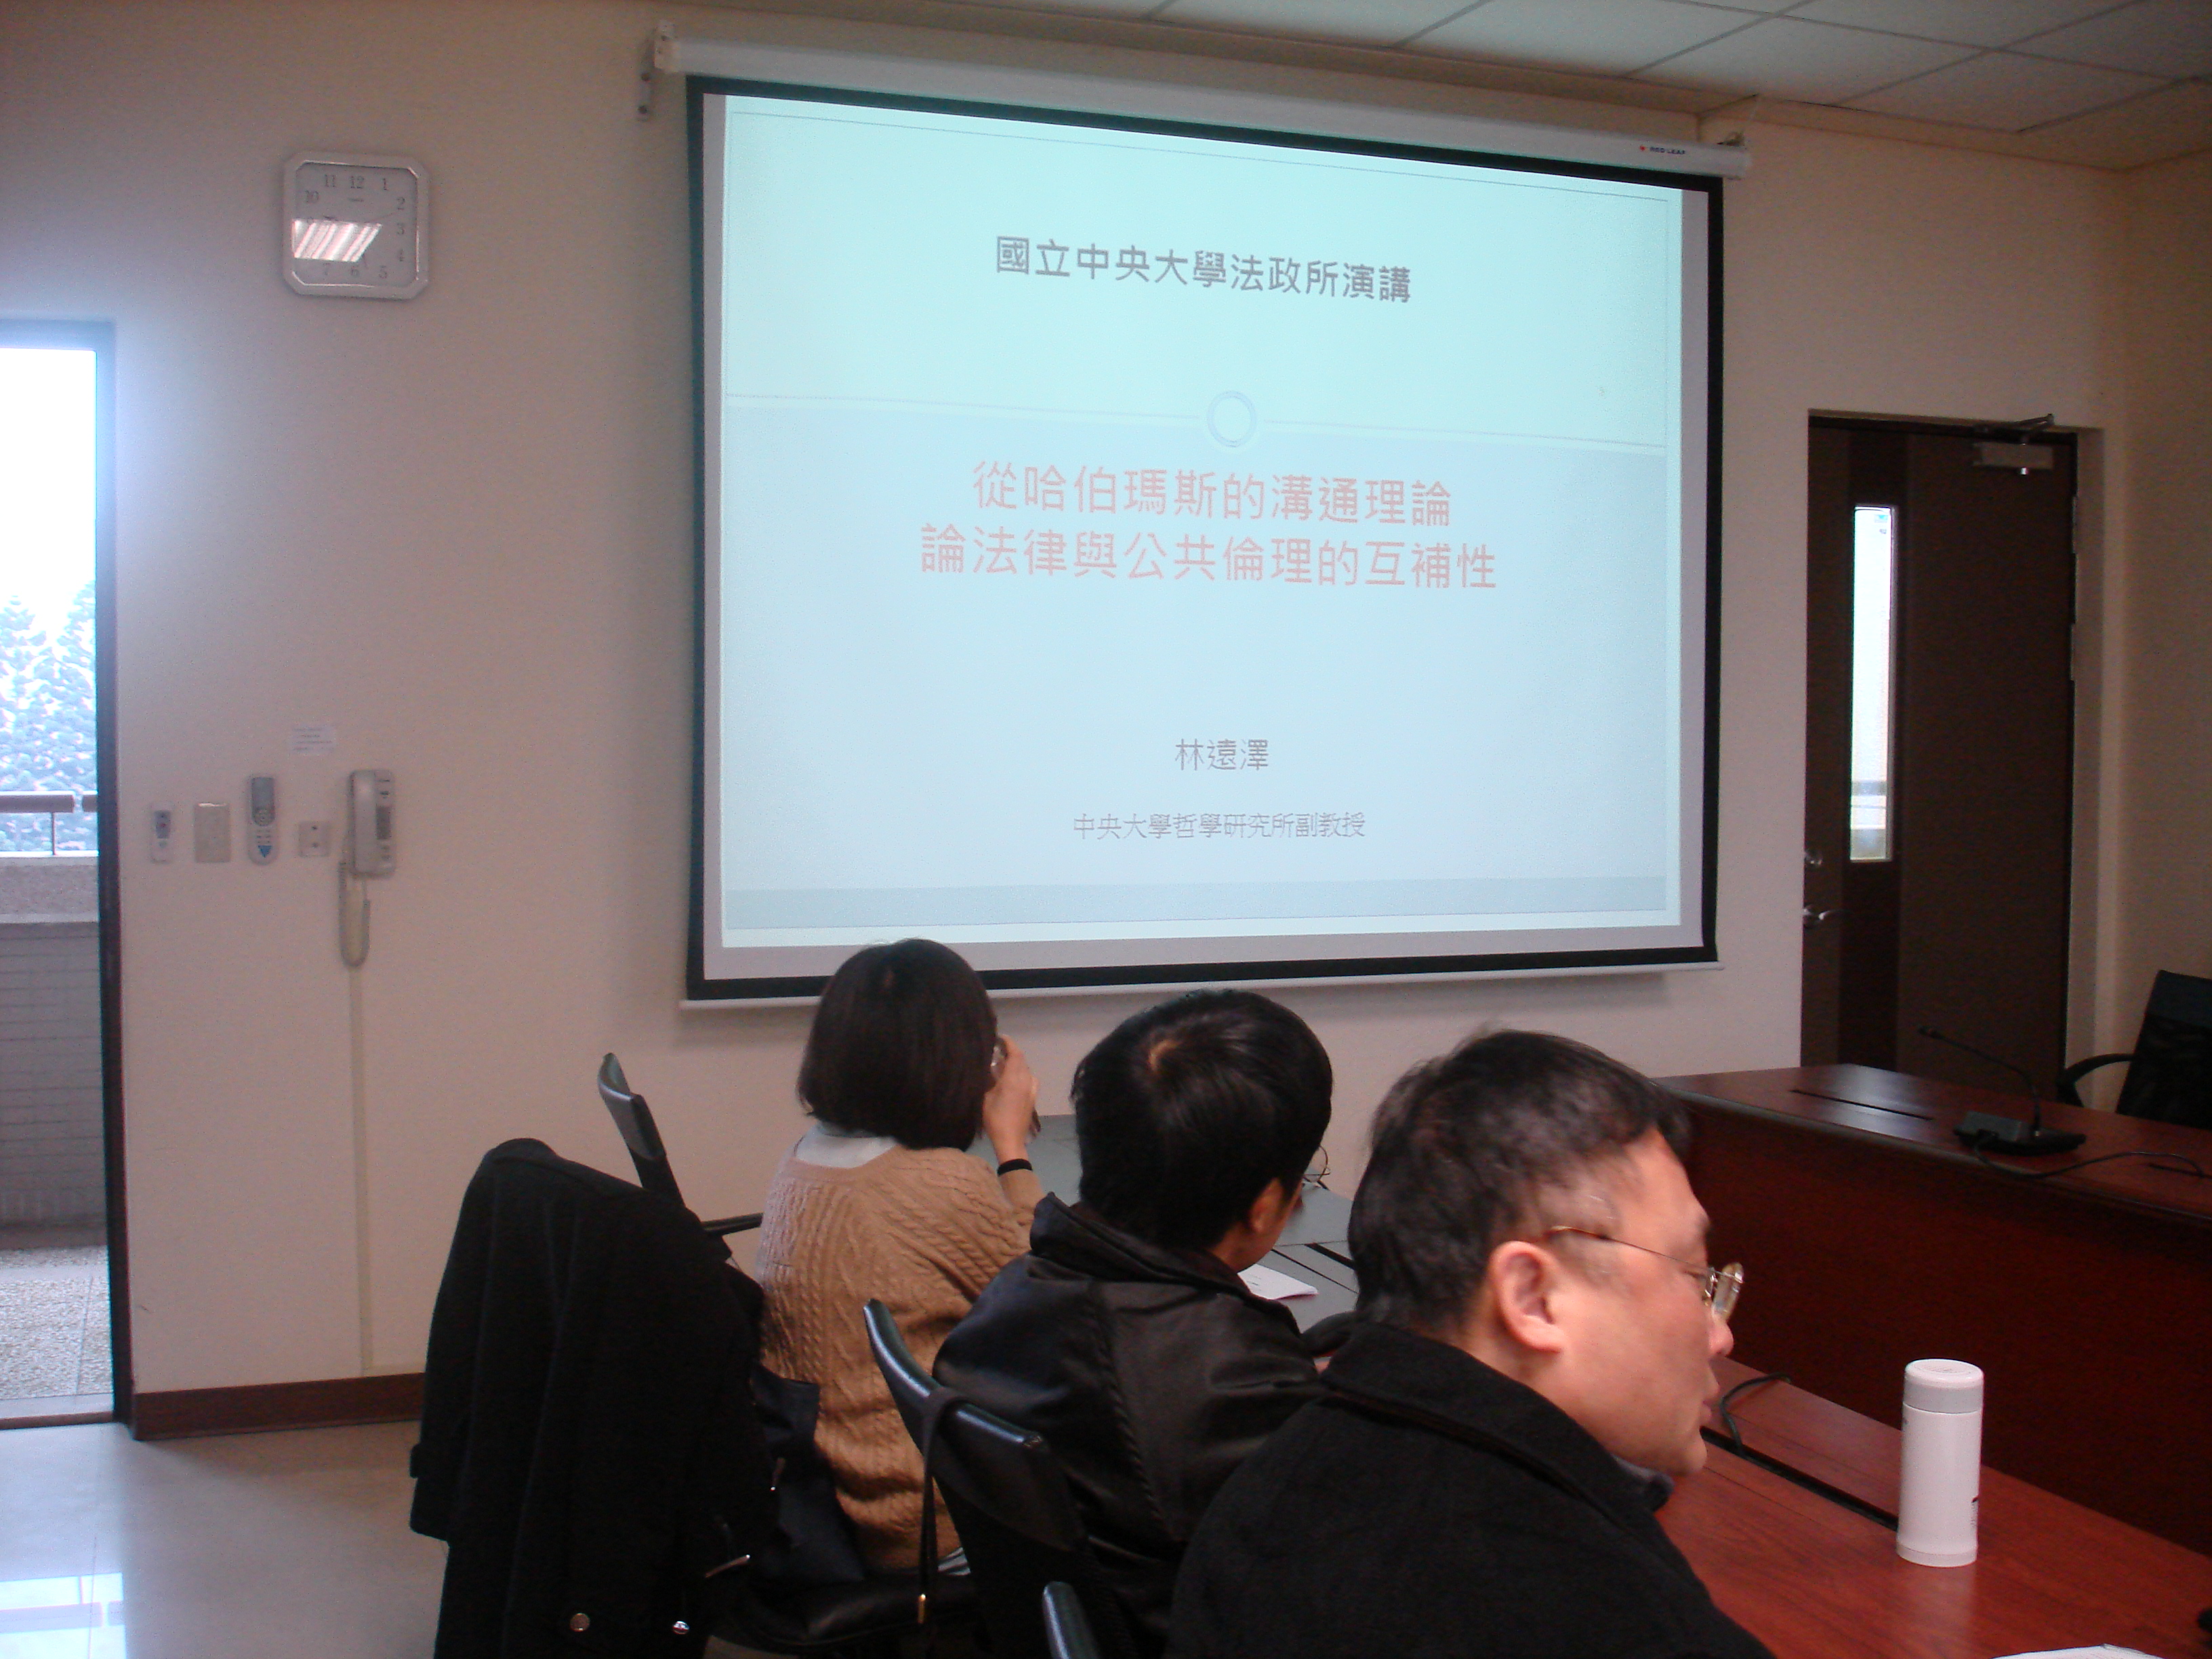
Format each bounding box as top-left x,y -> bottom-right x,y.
132,1372 -> 423,1440
0,1393 -> 113,1430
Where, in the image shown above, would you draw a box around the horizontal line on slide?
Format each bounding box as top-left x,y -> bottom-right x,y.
722,394 -> 1667,453
727,875 -> 1666,930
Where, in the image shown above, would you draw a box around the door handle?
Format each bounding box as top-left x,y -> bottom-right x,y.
1803,906 -> 1838,929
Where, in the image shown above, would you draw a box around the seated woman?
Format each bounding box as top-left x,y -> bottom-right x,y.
756,938 -> 1042,1572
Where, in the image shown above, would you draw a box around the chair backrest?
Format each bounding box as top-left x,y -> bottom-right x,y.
1042,1582 -> 1103,1659
2119,971 -> 2212,1130
863,1301 -> 1141,1659
599,1051 -> 687,1206
862,1299 -> 1086,1551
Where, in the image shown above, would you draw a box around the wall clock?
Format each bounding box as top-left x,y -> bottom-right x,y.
283,153 -> 427,300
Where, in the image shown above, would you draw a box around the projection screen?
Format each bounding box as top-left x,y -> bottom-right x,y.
689,62 -> 1724,1000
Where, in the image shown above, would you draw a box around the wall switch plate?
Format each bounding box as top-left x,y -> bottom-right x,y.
193,801 -> 232,863
297,820 -> 332,858
150,804 -> 175,863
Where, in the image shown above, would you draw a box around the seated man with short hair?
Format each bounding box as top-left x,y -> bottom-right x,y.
1168,1029 -> 1772,1659
935,989 -> 1334,1652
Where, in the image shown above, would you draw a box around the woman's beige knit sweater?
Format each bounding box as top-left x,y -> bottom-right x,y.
757,1145 -> 1040,1569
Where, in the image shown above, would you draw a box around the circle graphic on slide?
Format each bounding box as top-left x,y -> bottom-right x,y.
1207,391 -> 1258,449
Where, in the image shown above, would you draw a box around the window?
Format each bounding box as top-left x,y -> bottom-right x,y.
1,344 -> 98,853
1849,505 -> 1896,861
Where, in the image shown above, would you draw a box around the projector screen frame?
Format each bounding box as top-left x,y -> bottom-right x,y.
685,73 -> 1724,1004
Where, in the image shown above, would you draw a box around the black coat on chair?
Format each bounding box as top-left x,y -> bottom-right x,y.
411,1139 -> 777,1659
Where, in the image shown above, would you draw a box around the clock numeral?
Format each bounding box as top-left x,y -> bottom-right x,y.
300,188 -> 319,204
323,172 -> 337,186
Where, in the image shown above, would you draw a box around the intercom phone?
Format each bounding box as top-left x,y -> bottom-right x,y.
347,769 -> 395,876
340,769 -> 394,967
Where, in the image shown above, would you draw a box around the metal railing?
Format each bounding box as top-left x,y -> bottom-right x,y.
0,793 -> 99,855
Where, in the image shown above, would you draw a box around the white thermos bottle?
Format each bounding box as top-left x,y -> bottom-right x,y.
1897,1358 -> 1983,1566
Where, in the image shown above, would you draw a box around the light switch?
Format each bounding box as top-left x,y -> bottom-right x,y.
193,801 -> 231,863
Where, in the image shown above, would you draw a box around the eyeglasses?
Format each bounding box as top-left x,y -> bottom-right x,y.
1300,1147 -> 1330,1191
1541,1227 -> 1744,1324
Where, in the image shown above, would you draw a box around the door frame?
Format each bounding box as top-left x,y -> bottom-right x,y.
1803,410 -> 2114,1082
1,316 -> 128,1422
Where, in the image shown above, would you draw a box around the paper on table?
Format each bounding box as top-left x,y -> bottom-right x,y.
1238,1263 -> 1317,1301
1995,1647 -> 2159,1658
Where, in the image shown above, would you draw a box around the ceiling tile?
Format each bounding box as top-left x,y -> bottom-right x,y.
1150,0 -> 1475,45
1787,0 -> 2121,49
2014,72 -> 2212,164
2018,0 -> 2212,78
1410,0 -> 1755,77
1635,16 -> 1980,100
1851,49 -> 2165,128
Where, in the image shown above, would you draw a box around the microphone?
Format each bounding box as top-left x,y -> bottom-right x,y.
1917,1026 -> 2037,1099
1918,1025 -> 2086,1157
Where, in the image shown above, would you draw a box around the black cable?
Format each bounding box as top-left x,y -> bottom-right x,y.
1715,1370 -> 1790,1453
1702,1372 -> 1904,1530
1967,1145 -> 2208,1182
1702,1431 -> 1900,1530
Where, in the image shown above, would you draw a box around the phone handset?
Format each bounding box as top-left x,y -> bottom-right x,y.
340,769 -> 394,967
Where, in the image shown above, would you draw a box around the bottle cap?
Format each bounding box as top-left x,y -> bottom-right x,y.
1904,1358 -> 1984,1414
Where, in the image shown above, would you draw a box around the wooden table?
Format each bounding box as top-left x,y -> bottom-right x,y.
1665,1357 -> 2212,1658
1007,1105 -> 2212,1652
1662,1065 -> 2212,1557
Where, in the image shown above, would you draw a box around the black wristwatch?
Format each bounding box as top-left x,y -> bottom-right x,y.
996,1158 -> 1033,1176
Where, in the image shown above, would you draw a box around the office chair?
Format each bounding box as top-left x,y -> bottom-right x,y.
2056,971 -> 2212,1129
863,1300 -> 1143,1659
599,1052 -> 762,1242
594,1057 -> 973,1655
1043,1583 -> 1104,1659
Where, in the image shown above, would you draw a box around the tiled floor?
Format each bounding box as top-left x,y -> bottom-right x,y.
0,1241 -> 110,1418
0,1418 -> 445,1659
0,1416 -> 792,1658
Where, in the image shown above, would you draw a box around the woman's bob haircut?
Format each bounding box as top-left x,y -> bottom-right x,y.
797,939 -> 998,1150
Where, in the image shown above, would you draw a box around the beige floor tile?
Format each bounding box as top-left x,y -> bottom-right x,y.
0,1420 -> 443,1659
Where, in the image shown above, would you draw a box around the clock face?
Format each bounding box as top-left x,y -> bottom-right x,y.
284,155 -> 426,299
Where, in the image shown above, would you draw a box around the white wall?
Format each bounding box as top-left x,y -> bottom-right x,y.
2116,151 -> 2212,1027
0,0 -> 2135,1392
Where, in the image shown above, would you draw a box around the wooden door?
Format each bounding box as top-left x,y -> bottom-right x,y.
1802,422 -> 2076,1091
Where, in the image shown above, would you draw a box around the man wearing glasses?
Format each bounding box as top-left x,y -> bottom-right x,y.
1168,1029 -> 1771,1659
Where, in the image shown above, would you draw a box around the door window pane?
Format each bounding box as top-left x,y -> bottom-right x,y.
1,346 -> 98,853
1850,505 -> 1896,861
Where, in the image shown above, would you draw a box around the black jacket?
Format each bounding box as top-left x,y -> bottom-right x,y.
1168,1322 -> 1774,1659
411,1139 -> 777,1659
934,1196 -> 1321,1651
